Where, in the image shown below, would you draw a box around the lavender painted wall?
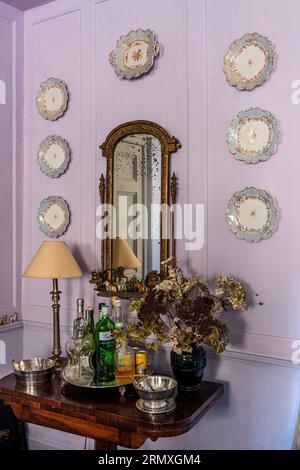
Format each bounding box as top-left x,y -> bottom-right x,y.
0,0 -> 23,381
0,1 -> 23,315
0,11 -> 14,310
21,0 -> 300,450
206,0 -> 300,358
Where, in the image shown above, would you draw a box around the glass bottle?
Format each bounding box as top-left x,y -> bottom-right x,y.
115,342 -> 135,379
111,299 -> 133,379
76,320 -> 95,385
73,298 -> 84,337
84,307 -> 97,373
65,335 -> 78,377
112,298 -> 126,330
95,305 -> 116,384
84,307 -> 95,339
98,303 -> 107,323
65,318 -> 94,385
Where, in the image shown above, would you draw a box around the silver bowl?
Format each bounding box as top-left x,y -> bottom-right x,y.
12,358 -> 55,384
133,375 -> 177,413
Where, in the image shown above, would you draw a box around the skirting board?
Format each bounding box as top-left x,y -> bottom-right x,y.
27,428 -> 95,451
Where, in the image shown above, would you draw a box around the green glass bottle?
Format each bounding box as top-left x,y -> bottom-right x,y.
84,307 -> 97,378
95,305 -> 116,384
98,302 -> 107,323
84,307 -> 95,341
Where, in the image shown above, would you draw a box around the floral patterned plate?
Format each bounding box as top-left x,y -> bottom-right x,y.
226,187 -> 279,242
109,29 -> 160,79
37,135 -> 71,178
227,107 -> 280,164
223,33 -> 275,91
36,78 -> 69,120
37,196 -> 70,238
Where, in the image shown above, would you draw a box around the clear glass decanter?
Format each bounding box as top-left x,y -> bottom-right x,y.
65,319 -> 95,385
112,298 -> 127,330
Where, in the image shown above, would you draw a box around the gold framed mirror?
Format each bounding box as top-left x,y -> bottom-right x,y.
91,120 -> 181,298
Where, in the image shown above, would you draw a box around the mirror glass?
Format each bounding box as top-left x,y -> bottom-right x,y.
113,134 -> 161,279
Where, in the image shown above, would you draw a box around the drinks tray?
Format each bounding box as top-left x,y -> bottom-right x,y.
61,366 -> 153,390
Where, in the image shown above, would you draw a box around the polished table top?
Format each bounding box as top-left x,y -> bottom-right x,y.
0,373 -> 224,448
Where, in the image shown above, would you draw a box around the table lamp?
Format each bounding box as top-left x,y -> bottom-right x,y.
112,238 -> 141,279
23,241 -> 83,370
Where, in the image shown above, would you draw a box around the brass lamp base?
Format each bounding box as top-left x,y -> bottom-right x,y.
50,278 -> 67,373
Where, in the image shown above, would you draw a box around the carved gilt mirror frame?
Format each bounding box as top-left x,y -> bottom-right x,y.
100,120 -> 181,277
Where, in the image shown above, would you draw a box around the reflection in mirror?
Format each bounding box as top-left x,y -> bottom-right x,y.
113,134 -> 161,279
91,120 -> 181,299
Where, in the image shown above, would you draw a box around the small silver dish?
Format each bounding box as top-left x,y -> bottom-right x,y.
12,358 -> 55,384
133,375 -> 177,414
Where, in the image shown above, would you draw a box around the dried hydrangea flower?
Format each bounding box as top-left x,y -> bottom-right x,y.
128,258 -> 248,355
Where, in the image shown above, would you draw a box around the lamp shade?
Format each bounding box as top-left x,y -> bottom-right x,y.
112,238 -> 141,269
23,241 -> 83,279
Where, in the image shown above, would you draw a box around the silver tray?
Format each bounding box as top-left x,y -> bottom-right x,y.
61,366 -> 154,390
61,368 -> 130,389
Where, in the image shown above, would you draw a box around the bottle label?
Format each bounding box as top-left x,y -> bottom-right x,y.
99,331 -> 113,341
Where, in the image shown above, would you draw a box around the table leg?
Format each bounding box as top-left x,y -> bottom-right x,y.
94,439 -> 117,450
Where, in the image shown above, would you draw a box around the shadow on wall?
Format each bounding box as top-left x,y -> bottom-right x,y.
63,243 -> 97,320
71,243 -> 97,276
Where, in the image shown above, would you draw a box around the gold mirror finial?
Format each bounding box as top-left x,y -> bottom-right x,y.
99,174 -> 106,205
170,172 -> 178,258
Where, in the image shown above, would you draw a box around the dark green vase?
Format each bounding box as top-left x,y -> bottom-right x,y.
170,344 -> 207,391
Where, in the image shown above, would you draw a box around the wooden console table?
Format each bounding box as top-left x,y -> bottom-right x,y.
0,374 -> 223,450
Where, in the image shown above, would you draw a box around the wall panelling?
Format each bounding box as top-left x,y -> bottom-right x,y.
21,0 -> 300,449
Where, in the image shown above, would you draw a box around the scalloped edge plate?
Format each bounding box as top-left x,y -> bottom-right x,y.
36,78 -> 69,120
227,107 -> 280,164
37,135 -> 71,178
109,28 -> 160,79
37,195 -> 70,238
226,187 -> 279,242
223,33 -> 275,91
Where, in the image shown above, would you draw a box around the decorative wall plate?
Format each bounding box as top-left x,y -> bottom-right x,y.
223,33 -> 275,90
227,107 -> 280,164
226,187 -> 279,242
109,28 -> 160,79
37,196 -> 70,238
37,135 -> 71,178
36,78 -> 69,120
